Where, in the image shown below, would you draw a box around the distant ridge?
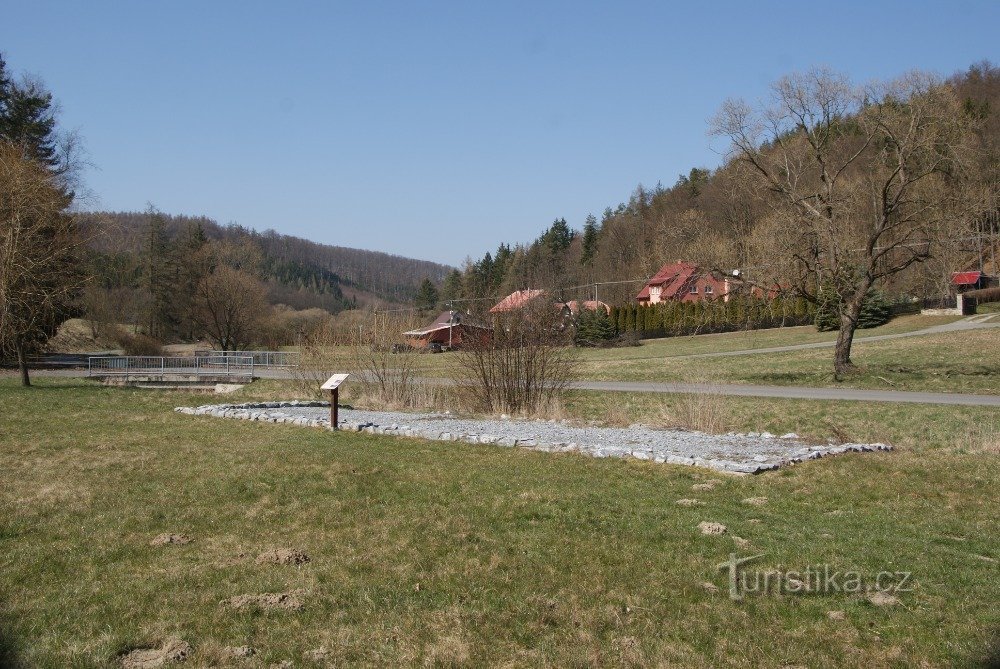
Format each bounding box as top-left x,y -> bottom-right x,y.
81,211 -> 453,312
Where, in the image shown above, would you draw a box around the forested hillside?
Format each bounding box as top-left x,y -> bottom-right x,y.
80,210 -> 452,314
445,62 -> 1000,312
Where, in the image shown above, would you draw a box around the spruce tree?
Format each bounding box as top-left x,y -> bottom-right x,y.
416,278 -> 439,313
581,214 -> 598,265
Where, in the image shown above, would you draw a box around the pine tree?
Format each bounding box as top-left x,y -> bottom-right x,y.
0,56 -> 61,172
416,278 -> 439,313
581,214 -> 598,265
441,269 -> 463,304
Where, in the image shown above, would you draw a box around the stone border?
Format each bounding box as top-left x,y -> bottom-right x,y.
175,401 -> 892,474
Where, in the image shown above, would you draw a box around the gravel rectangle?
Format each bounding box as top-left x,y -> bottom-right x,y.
175,401 -> 891,474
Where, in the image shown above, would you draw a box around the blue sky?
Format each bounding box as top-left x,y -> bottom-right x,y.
2,1 -> 997,265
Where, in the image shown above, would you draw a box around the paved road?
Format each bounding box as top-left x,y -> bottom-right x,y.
569,380 -> 1000,407
10,315 -> 998,407
14,367 -> 999,407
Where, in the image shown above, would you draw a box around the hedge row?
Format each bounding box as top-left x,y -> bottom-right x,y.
963,286 -> 1000,305
608,296 -> 815,339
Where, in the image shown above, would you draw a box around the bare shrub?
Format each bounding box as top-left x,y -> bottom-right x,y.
293,310 -> 429,409
351,311 -> 424,408
109,326 -> 163,356
657,392 -> 728,434
456,302 -> 578,416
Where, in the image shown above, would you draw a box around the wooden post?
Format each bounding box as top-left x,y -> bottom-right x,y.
330,388 -> 339,430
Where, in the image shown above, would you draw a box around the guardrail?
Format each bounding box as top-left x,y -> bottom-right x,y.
87,355 -> 255,379
205,350 -> 300,368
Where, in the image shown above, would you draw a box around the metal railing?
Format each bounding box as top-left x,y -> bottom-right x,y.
87,355 -> 255,379
205,350 -> 300,368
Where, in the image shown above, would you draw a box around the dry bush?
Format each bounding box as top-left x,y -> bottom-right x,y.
350,311 -> 425,408
456,302 -> 578,416
293,311 -> 430,409
656,391 -> 728,434
109,326 -> 163,356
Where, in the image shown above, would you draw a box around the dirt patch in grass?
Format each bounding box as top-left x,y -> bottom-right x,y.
120,638 -> 190,668
255,548 -> 310,566
149,533 -> 192,546
222,590 -> 305,611
697,522 -> 727,535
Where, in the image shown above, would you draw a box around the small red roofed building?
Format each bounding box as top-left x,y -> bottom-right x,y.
951,270 -> 995,293
636,261 -> 733,304
489,289 -> 548,313
403,311 -> 492,350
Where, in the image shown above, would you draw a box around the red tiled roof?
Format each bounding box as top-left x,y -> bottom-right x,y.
951,271 -> 982,286
490,289 -> 547,313
565,300 -> 611,315
637,261 -> 699,300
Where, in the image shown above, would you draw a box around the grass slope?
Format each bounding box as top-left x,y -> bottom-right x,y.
0,379 -> 998,667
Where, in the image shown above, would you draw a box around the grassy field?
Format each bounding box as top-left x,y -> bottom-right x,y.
1,378 -> 998,667
576,328 -> 1000,394
322,314 -> 999,395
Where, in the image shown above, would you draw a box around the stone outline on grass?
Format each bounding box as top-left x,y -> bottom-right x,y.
174,401 -> 891,474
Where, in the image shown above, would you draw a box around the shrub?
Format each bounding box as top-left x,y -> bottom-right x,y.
110,327 -> 163,356
574,308 -> 617,347
457,302 -> 577,415
858,290 -> 891,329
815,287 -> 892,331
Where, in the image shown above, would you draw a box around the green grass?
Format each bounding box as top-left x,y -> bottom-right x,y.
338,314 -> 998,394
577,328 -> 1000,394
1,378 -> 998,667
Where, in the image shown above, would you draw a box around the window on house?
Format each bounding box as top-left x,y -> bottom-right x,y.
689,285 -> 698,294
704,285 -> 713,294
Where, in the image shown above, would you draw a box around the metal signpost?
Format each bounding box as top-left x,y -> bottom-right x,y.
320,373 -> 350,430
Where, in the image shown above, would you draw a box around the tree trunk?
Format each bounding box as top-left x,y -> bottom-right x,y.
833,295 -> 865,380
15,339 -> 30,387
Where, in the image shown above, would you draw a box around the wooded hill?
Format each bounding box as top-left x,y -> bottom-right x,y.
80,210 -> 453,314
445,62 -> 1000,312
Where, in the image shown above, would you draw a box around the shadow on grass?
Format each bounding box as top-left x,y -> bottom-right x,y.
978,632 -> 1000,669
0,609 -> 23,668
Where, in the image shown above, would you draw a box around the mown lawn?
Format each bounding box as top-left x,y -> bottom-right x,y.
1,378 -> 998,667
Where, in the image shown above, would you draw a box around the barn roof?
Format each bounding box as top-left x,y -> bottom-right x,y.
951,271 -> 982,286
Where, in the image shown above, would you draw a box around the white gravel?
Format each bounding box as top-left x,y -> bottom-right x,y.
175,401 -> 891,474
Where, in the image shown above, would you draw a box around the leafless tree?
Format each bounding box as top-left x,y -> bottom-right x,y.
711,68 -> 978,377
348,310 -> 422,406
193,265 -> 269,350
0,147 -> 81,385
457,301 -> 578,415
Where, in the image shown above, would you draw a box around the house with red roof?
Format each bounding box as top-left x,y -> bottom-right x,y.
489,289 -> 548,313
490,290 -> 611,317
564,300 -> 611,316
636,261 -> 733,304
403,311 -> 492,350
